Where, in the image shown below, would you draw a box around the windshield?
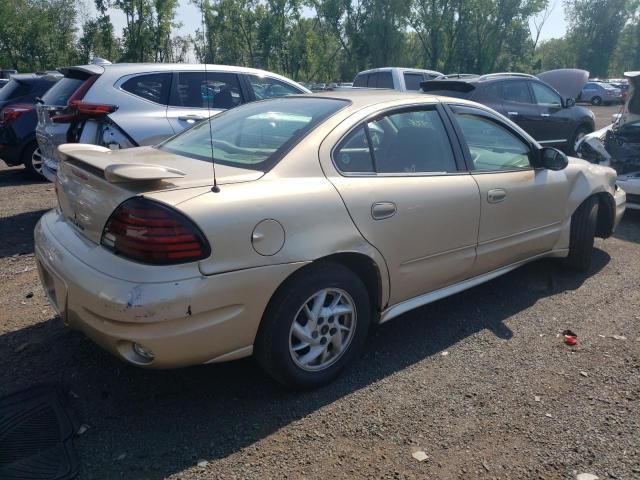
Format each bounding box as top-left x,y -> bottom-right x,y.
159,97 -> 349,171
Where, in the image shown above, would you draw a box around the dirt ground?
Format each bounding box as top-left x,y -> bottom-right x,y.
1,104 -> 638,479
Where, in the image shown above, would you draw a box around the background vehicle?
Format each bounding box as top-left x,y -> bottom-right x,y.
578,81 -> 623,105
422,73 -> 595,153
0,79 -> 9,89
0,72 -> 61,176
577,71 -> 640,210
36,63 -> 309,181
353,67 -> 443,91
35,92 -> 624,389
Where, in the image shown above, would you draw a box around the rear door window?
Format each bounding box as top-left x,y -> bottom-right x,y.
403,73 -> 424,91
247,75 -> 303,100
374,72 -> 394,89
121,73 -> 171,105
333,107 -> 457,174
501,80 -> 533,104
170,71 -> 242,109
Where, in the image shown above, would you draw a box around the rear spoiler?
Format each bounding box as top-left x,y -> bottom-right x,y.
57,144 -> 186,183
420,80 -> 476,93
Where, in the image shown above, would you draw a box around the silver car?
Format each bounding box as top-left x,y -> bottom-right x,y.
353,67 -> 444,91
36,63 -> 310,181
579,81 -> 623,106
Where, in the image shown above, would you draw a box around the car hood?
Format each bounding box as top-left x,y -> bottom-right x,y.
536,69 -> 589,99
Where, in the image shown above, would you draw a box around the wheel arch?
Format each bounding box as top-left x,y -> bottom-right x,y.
594,191 -> 616,238
259,252 -> 385,333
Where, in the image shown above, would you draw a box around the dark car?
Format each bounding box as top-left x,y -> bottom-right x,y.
0,79 -> 9,89
0,73 -> 61,176
422,73 -> 595,154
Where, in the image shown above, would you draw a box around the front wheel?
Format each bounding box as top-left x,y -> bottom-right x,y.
254,263 -> 371,389
566,196 -> 599,272
570,125 -> 592,155
591,96 -> 602,106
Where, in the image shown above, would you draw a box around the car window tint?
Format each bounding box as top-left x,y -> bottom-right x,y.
0,80 -> 31,101
247,75 -> 302,100
481,83 -> 502,101
531,82 -> 562,106
170,71 -> 242,109
376,71 -> 394,89
353,74 -> 368,88
368,108 -> 457,173
334,125 -> 375,173
501,81 -> 533,104
41,77 -> 85,105
403,73 -> 424,91
453,109 -> 531,171
122,73 -> 171,104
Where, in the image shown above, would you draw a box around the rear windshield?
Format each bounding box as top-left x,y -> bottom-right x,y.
41,74 -> 89,105
0,80 -> 31,101
159,97 -> 349,171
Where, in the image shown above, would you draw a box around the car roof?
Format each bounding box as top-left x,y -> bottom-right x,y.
298,89 -> 478,110
356,67 -> 443,76
61,63 -> 309,90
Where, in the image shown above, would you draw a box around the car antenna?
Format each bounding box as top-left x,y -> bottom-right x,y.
202,4 -> 220,193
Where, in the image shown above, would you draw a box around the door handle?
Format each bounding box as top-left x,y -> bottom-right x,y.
371,202 -> 397,220
178,115 -> 206,123
507,111 -> 519,116
540,113 -> 550,117
487,188 -> 507,203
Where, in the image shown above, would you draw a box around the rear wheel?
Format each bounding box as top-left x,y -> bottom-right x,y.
566,196 -> 599,272
591,96 -> 602,106
254,263 -> 371,389
22,142 -> 44,178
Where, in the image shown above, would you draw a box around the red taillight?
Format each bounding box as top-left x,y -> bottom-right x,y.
101,198 -> 211,265
52,101 -> 118,123
0,103 -> 33,125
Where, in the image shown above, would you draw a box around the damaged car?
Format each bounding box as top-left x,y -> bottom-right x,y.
577,71 -> 640,209
35,91 -> 625,389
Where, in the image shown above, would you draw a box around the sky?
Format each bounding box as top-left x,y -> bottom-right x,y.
103,1 -> 568,45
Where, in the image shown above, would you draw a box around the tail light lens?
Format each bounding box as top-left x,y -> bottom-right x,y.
0,104 -> 33,125
101,197 -> 211,265
51,101 -> 118,123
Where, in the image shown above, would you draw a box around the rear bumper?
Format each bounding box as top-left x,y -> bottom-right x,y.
35,210 -> 306,368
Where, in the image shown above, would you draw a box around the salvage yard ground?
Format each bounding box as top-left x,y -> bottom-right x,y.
0,105 -> 638,479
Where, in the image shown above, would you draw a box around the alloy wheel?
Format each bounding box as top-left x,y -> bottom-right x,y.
289,288 -> 357,372
31,147 -> 43,174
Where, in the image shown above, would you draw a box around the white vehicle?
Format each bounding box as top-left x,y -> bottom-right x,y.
576,71 -> 639,210
353,67 -> 443,92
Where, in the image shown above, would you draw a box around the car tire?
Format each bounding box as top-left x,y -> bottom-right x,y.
254,262 -> 371,389
570,125 -> 592,155
591,96 -> 602,106
566,196 -> 599,272
22,142 -> 44,178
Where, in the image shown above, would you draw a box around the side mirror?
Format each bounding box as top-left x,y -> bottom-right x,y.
539,147 -> 568,170
564,97 -> 575,108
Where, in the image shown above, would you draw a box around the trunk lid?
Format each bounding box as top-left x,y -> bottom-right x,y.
56,144 -> 263,244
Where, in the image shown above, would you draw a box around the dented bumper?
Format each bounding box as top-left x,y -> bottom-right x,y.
34,210 -> 305,368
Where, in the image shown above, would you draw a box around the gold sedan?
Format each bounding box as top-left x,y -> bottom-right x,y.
35,91 -> 626,388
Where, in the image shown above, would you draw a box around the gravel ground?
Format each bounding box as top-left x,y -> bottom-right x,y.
1,105 -> 638,480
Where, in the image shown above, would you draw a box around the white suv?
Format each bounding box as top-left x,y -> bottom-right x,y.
352,67 -> 443,91
36,63 -> 309,181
